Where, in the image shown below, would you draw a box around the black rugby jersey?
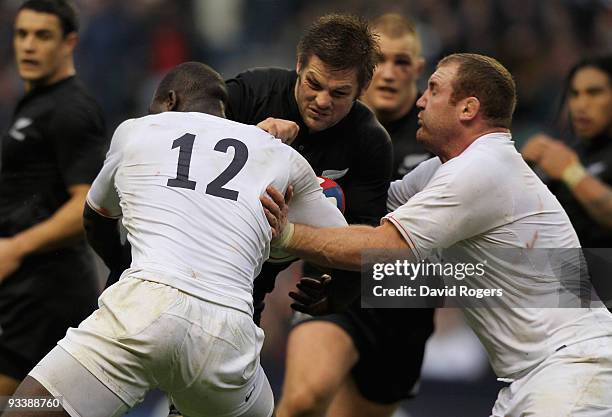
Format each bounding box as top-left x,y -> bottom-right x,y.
0,76 -> 107,287
379,97 -> 432,180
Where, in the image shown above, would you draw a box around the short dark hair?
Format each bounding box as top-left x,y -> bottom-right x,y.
439,53 -> 517,129
297,13 -> 381,90
154,62 -> 228,114
370,13 -> 421,55
18,0 -> 79,36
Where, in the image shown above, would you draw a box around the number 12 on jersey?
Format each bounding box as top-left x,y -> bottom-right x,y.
167,133 -> 249,202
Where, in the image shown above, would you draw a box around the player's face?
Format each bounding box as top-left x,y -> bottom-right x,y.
568,67 -> 612,140
415,63 -> 460,151
295,55 -> 362,133
13,9 -> 74,86
361,33 -> 423,120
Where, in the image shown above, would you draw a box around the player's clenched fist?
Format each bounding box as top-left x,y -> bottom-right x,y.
257,117 -> 300,144
521,133 -> 554,163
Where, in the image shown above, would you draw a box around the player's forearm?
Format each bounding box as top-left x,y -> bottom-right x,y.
286,223 -> 406,271
11,189 -> 89,257
569,175 -> 612,229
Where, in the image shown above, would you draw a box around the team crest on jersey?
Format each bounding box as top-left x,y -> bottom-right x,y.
321,168 -> 349,180
9,117 -> 33,141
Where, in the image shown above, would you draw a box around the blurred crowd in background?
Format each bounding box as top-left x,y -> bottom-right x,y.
1,0 -> 611,135
1,0 -> 610,415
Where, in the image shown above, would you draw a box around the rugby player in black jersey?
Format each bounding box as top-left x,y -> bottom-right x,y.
0,0 -> 106,400
361,13 -> 433,180
227,13 -> 432,417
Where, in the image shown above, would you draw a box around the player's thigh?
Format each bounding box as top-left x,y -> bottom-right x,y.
171,365 -> 273,417
0,374 -> 20,396
492,337 -> 612,417
0,277 -> 97,382
56,277 -> 187,408
283,320 -> 359,395
27,346 -> 128,417
168,308 -> 271,417
327,377 -> 399,417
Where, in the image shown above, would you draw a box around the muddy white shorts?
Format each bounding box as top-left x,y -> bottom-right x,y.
491,336 -> 612,417
29,276 -> 274,417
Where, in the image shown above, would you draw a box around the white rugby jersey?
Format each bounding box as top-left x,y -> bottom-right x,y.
87,112 -> 347,315
385,132 -> 612,378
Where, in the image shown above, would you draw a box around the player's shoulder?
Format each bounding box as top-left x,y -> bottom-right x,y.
46,79 -> 105,126
51,78 -> 102,114
348,101 -> 391,145
434,133 -> 514,191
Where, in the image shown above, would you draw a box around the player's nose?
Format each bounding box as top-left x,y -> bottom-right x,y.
416,92 -> 427,109
379,61 -> 395,80
315,91 -> 332,110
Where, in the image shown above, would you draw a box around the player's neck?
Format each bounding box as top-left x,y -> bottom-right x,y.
438,127 -> 509,163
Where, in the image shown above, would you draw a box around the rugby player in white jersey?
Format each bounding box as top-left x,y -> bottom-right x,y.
262,53 -> 612,416
3,62 -> 347,417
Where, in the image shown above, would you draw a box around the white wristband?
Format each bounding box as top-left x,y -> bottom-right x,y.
562,163 -> 587,189
273,222 -> 295,249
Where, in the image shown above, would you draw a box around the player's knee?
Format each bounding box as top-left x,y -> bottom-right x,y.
278,382 -> 332,417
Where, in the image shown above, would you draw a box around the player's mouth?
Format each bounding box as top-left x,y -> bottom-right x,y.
572,116 -> 592,130
308,107 -> 330,119
20,59 -> 40,69
376,85 -> 398,95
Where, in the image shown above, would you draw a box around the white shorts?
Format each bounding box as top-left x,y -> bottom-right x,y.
30,276 -> 273,417
491,336 -> 612,417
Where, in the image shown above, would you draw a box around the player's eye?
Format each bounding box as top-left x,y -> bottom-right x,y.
307,79 -> 322,90
37,31 -> 53,40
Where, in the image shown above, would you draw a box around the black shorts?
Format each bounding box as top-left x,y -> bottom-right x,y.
300,304 -> 435,404
0,250 -> 99,380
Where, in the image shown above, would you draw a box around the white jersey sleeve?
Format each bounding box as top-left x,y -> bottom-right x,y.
286,150 -> 348,228
387,156 -> 441,212
86,120 -> 133,218
384,156 -> 512,261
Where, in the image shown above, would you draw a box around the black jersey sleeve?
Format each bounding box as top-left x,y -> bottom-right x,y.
343,118 -> 393,226
49,101 -> 107,187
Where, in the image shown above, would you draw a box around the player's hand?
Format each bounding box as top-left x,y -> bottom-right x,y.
536,141 -> 579,180
261,185 -> 293,240
521,134 -> 554,163
289,274 -> 333,315
522,134 -> 580,180
257,118 -> 300,145
0,238 -> 25,283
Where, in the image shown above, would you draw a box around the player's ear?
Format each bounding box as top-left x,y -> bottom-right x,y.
62,32 -> 78,54
358,80 -> 371,99
166,90 -> 178,111
459,97 -> 480,122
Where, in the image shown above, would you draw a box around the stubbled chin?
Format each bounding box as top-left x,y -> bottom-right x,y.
305,118 -> 329,132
